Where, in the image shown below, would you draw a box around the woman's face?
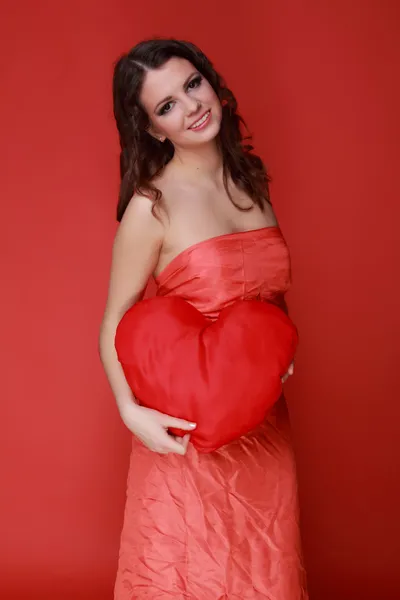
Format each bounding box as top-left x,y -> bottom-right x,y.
140,57 -> 222,149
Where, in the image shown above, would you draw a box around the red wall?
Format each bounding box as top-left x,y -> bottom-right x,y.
1,1 -> 399,599
251,4 -> 400,599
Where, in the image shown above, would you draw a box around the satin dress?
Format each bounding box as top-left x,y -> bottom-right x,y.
114,226 -> 308,599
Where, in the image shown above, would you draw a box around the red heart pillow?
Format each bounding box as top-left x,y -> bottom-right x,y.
115,297 -> 298,452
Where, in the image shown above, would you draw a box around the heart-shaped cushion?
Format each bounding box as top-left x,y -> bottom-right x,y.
115,297 -> 298,452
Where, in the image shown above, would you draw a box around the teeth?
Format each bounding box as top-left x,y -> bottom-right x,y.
190,110 -> 210,128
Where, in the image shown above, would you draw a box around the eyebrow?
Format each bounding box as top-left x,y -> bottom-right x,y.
153,71 -> 199,113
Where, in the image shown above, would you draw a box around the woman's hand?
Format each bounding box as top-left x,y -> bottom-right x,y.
120,402 -> 196,455
281,361 -> 295,384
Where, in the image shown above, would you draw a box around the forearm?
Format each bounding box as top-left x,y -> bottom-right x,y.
98,316 -> 139,416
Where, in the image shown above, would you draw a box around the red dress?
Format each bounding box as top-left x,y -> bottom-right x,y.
114,227 -> 308,599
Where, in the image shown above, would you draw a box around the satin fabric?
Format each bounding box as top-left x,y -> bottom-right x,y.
114,227 -> 308,599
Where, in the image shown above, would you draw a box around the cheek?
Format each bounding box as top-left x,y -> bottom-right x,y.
201,85 -> 222,114
154,111 -> 185,137
202,84 -> 218,103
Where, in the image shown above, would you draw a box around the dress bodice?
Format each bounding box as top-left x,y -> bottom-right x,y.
155,226 -> 291,320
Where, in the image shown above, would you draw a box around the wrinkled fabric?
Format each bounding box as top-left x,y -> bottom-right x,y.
156,227 -> 291,319
114,227 -> 308,599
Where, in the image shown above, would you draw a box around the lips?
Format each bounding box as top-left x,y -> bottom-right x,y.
188,109 -> 211,130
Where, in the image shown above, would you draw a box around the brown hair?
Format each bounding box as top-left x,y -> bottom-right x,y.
112,38 -> 271,222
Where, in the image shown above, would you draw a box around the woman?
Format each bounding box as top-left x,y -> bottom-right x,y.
99,38 -> 308,599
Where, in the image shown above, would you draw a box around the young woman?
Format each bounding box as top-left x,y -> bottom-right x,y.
100,38 -> 308,599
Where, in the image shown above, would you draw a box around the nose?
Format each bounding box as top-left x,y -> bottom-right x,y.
184,95 -> 201,116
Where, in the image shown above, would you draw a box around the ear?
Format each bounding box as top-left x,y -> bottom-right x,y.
147,126 -> 166,143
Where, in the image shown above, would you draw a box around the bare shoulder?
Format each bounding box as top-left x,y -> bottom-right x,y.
113,194 -> 164,285
119,192 -> 163,228
115,193 -> 165,248
105,193 -> 165,317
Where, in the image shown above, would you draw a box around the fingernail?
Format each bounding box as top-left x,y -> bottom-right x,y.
189,423 -> 197,428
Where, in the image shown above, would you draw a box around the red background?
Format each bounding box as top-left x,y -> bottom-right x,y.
1,1 -> 399,598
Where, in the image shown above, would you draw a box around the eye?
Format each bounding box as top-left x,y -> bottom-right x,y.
187,75 -> 202,90
158,101 -> 173,116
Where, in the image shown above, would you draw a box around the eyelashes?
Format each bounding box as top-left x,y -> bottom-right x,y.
158,102 -> 173,116
158,75 -> 203,116
187,74 -> 202,90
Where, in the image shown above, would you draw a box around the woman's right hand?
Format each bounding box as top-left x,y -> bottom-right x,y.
120,402 -> 197,455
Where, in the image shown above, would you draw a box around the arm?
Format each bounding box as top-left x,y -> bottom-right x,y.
99,194 -> 162,416
99,194 -> 196,454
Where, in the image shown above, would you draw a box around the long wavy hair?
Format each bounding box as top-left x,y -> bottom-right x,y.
112,39 -> 271,222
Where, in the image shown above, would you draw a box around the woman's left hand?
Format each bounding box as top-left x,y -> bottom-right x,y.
281,361 -> 295,383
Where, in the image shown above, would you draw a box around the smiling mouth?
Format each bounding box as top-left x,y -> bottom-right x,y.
189,110 -> 211,130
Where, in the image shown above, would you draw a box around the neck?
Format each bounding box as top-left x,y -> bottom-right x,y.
172,140 -> 223,180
